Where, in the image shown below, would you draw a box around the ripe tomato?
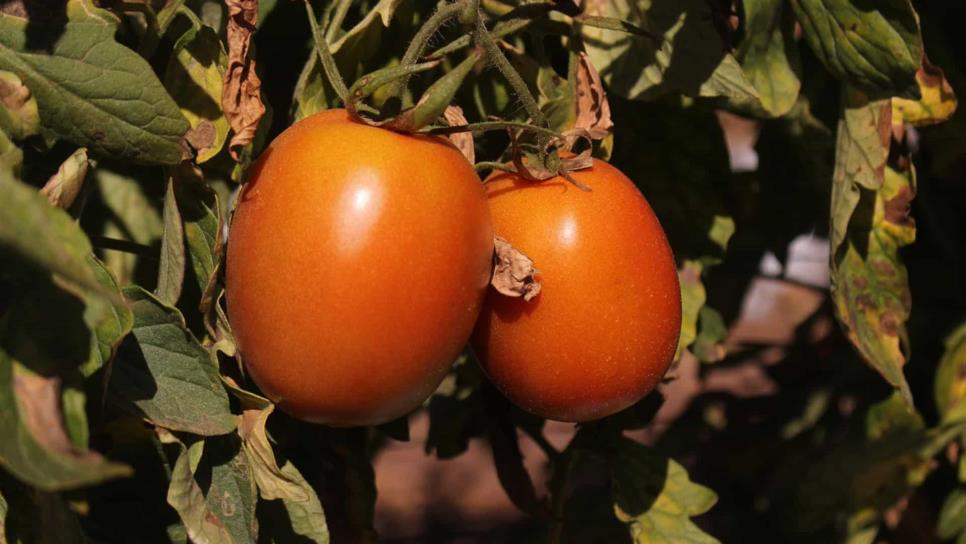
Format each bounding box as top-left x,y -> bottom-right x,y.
226,109 -> 493,426
472,160 -> 681,422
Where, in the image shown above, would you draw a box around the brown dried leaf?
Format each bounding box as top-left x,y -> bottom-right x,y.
41,148 -> 89,210
222,0 -> 265,161
573,52 -> 613,140
443,105 -> 474,163
490,236 -> 541,301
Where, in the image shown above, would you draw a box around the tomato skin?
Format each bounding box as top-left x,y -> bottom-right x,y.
226,109 -> 493,426
473,160 -> 681,422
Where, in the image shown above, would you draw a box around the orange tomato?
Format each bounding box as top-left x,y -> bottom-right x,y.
226,109 -> 493,426
472,160 -> 681,422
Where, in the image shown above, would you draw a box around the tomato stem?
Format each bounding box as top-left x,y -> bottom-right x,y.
474,161 -> 516,173
473,12 -> 548,129
425,120 -> 562,139
425,4 -> 551,59
303,0 -> 350,105
388,0 -> 473,101
324,0 -> 354,43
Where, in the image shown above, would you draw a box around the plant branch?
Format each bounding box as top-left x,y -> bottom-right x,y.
90,236 -> 159,260
324,0 -> 354,43
425,120 -> 562,139
474,12 -> 547,128
427,5 -> 546,59
388,0 -> 471,100
304,0 -> 350,105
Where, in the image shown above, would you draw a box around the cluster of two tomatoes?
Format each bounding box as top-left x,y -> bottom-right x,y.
225,109 -> 681,427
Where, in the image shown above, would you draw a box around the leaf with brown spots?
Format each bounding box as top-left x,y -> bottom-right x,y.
222,0 -> 265,161
831,161 -> 916,406
0,69 -> 38,139
40,147 -> 88,210
573,52 -> 613,140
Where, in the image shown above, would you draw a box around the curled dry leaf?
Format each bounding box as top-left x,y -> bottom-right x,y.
41,148 -> 89,210
222,0 -> 265,161
490,236 -> 541,301
573,52 -> 613,140
443,105 -> 474,163
13,368 -> 102,464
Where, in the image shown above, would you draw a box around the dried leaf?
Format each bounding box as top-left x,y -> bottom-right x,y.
0,69 -> 39,139
443,105 -> 474,163
40,147 -> 88,210
490,236 -> 541,301
573,52 -> 613,139
223,0 -> 265,160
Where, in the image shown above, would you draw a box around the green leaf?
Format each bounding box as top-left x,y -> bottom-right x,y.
0,171 -> 103,295
176,177 -> 221,297
95,167 -> 164,247
0,299 -> 132,491
164,24 -> 229,163
692,306 -> 728,363
156,177 -> 185,307
611,438 -> 719,543
108,286 -> 236,436
0,488 -> 6,544
292,0 -> 403,119
0,70 -> 39,139
426,356 -> 483,459
793,392 -> 931,537
789,0 -> 921,98
0,1 -> 189,164
939,487 -> 966,540
936,321 -> 966,423
582,0 -> 759,105
737,0 -> 802,116
830,92 -> 914,404
0,129 -> 21,177
83,256 -> 133,377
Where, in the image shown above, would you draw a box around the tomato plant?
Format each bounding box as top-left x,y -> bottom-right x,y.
2,0 -> 966,543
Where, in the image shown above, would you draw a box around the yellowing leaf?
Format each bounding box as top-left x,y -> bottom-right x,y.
832,163 -> 915,406
612,438 -> 719,543
165,25 -> 230,163
892,60 -> 958,127
738,0 -> 802,117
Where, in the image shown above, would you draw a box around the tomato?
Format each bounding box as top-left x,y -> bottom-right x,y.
472,160 -> 681,422
226,109 -> 493,426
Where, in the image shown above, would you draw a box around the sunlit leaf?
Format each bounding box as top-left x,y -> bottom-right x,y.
938,487 -> 966,541
0,0 -> 189,164
582,0 -> 759,106
892,60 -> 958,127
611,438 -> 719,543
164,24 -> 230,163
40,147 -> 89,210
789,0 -> 921,98
108,286 -> 236,436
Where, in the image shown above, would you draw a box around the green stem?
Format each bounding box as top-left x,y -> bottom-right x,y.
474,161 -> 516,173
425,120 -> 562,139
324,0 -> 354,43
474,12 -> 547,128
427,6 -> 546,59
547,447 -> 581,544
304,0 -> 350,105
574,14 -> 660,42
388,0 -> 471,100
90,237 -> 159,260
